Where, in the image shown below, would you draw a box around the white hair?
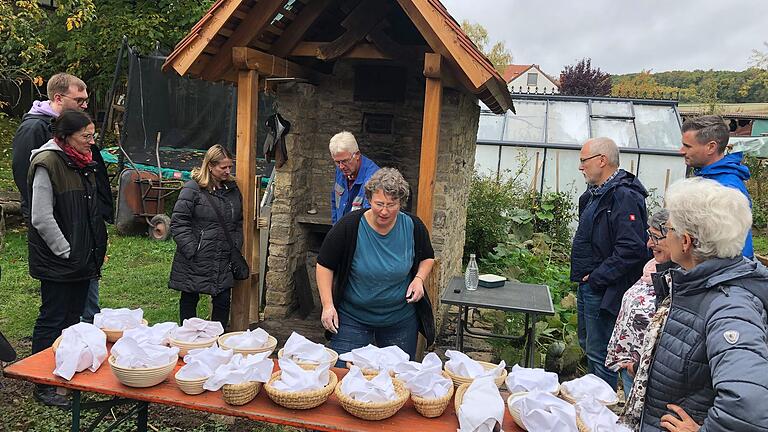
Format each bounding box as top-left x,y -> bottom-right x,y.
585,137 -> 619,167
329,131 -> 359,155
665,177 -> 751,260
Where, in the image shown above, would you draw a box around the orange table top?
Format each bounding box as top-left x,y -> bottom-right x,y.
5,348 -> 523,432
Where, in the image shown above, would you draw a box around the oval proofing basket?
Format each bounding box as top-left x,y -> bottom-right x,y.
444,361 -> 508,388
264,370 -> 338,409
108,355 -> 176,388
334,376 -> 410,421
218,332 -> 277,357
277,347 -> 339,370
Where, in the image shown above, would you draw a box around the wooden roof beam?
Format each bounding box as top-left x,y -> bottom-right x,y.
272,0 -> 335,57
291,41 -> 392,60
201,0 -> 287,81
232,46 -> 316,81
316,0 -> 392,61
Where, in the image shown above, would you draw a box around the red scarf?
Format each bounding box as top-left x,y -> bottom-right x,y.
59,142 -> 93,169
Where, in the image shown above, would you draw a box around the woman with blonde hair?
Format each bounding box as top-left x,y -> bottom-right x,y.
169,144 -> 243,329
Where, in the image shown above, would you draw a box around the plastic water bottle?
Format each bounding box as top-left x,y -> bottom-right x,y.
465,254 -> 479,291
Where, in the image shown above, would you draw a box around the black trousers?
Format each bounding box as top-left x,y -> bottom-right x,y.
31,279 -> 89,354
179,289 -> 232,330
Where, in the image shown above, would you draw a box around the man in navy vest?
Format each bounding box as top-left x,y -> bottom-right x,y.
570,137 -> 650,390
329,131 -> 380,224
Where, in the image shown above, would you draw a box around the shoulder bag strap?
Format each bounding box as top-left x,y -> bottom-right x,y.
201,190 -> 237,250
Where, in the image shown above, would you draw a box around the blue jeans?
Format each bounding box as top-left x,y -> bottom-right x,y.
577,283 -> 618,389
81,278 -> 100,324
620,368 -> 634,398
330,310 -> 419,368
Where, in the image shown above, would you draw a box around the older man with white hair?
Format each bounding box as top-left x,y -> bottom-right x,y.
570,137 -> 650,391
329,131 -> 380,224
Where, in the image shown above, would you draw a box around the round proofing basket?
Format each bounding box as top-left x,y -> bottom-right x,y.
559,385 -> 618,407
52,336 -> 62,353
108,355 -> 176,388
222,381 -> 262,406
175,370 -> 210,395
101,319 -> 149,343
345,361 -> 394,377
444,362 -> 508,388
454,383 -> 470,413
411,372 -> 455,418
507,392 -> 590,432
218,332 -> 277,357
277,347 -> 339,370
168,335 -> 219,358
334,376 -> 410,421
264,370 -> 338,409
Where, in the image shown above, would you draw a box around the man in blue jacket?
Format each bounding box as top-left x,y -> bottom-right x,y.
680,115 -> 753,257
571,137 -> 650,389
329,131 -> 380,224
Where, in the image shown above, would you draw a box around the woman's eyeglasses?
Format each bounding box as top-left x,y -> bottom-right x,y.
647,228 -> 666,246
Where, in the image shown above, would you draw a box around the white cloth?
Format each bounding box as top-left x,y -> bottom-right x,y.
339,366 -> 397,402
183,345 -> 233,367
172,318 -> 224,343
576,396 -> 632,432
111,336 -> 179,368
176,360 -> 216,380
123,322 -> 178,346
445,350 -> 505,378
508,391 -> 578,432
93,308 -> 143,330
393,353 -> 451,398
457,376 -> 505,432
224,328 -> 269,349
281,332 -> 330,364
561,374 -> 619,405
53,323 -> 108,380
203,352 -> 273,391
505,364 -> 560,394
337,344 -> 409,373
271,357 -> 330,392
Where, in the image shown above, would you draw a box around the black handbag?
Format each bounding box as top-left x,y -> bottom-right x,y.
201,190 -> 250,280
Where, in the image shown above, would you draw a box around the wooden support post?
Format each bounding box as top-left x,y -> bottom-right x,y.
230,69 -> 259,330
416,52 -> 443,233
555,151 -> 560,194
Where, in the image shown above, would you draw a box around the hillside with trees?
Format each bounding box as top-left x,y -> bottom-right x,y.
612,69 -> 768,103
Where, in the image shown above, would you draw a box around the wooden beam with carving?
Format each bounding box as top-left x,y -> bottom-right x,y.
316,0 -> 392,60
230,69 -> 259,330
366,27 -> 412,60
416,52 -> 442,233
201,0 -> 286,81
272,0 -> 334,57
232,47 -> 314,80
290,41 -> 392,60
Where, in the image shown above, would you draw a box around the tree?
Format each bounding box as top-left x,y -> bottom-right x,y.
611,70 -> 683,99
558,58 -> 611,96
460,20 -> 513,74
0,0 -> 49,105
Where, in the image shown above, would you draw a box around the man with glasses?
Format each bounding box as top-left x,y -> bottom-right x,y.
329,131 -> 380,224
570,137 -> 650,390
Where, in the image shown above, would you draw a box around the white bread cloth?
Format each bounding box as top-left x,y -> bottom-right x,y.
445,349 -> 505,378
393,352 -> 451,398
505,364 -> 560,394
93,308 -> 143,330
456,376 -> 505,432
172,318 -> 224,343
561,374 -> 619,405
53,322 -> 107,380
123,322 -> 177,346
338,344 -> 409,373
339,366 -> 397,402
271,357 -> 330,392
110,335 -> 179,368
508,391 -> 578,432
203,352 -> 273,391
281,332 -> 330,364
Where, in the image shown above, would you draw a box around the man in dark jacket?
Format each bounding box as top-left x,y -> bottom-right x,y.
570,137 -> 650,389
679,115 -> 753,257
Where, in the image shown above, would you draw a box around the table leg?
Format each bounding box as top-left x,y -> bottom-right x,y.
454,305 -> 462,350
71,390 -> 81,432
526,313 -> 538,368
137,401 -> 148,432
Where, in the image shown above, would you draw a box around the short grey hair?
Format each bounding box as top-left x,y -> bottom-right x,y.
665,177 -> 751,260
585,137 -> 619,167
364,167 -> 410,207
648,209 -> 670,231
681,115 -> 729,154
329,131 -> 359,155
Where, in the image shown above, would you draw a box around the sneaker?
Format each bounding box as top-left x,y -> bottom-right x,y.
33,385 -> 71,408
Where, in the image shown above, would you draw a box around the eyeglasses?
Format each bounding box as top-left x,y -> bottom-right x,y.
371,201 -> 400,210
647,228 -> 666,246
80,133 -> 95,141
579,154 -> 603,165
60,94 -> 89,107
333,152 -> 357,167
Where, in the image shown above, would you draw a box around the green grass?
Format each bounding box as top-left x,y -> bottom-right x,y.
753,232 -> 768,257
0,115 -> 20,192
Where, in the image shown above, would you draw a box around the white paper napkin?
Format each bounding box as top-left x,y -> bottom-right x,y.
173,318 -> 224,343
505,364 -> 560,394
271,357 -> 330,392
445,350 -> 505,378
123,322 -> 178,346
282,332 -> 329,364
203,352 -> 273,391
457,376 -> 505,432
53,323 -> 108,380
183,345 -> 233,368
111,335 -> 179,368
93,308 -> 144,330
339,366 -> 397,402
561,374 -> 619,405
225,328 -> 269,349
508,391 -> 578,432
338,344 -> 409,373
393,353 -> 451,398
576,396 -> 632,432
176,359 -> 215,380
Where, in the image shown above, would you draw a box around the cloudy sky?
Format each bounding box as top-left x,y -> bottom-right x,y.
441,0 -> 768,76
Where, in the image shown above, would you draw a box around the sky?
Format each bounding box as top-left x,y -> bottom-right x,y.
441,0 -> 768,76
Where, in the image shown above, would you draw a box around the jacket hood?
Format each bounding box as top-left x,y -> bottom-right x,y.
29,139 -> 63,160
599,169 -> 649,198
695,152 -> 750,182
671,256 -> 768,306
27,100 -> 58,118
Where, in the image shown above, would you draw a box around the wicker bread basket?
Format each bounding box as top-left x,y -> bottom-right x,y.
277,347 -> 338,370
168,334 -> 218,358
507,392 -> 589,432
345,361 -> 395,377
444,361 -> 508,388
174,370 -> 209,395
559,384 -> 618,407
218,332 -> 277,357
410,371 -> 455,418
264,370 -> 338,409
222,381 -> 262,406
108,355 -> 176,388
100,319 -> 149,343
334,376 -> 410,420
51,335 -> 62,353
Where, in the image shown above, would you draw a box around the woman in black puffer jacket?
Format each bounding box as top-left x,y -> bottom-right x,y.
169,144 -> 242,329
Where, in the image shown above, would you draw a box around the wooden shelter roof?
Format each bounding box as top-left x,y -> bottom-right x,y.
162,0 -> 513,114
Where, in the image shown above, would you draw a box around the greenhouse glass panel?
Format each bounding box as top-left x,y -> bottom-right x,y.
634,105 -> 681,150
478,113 -> 505,141
591,101 -> 632,117
547,101 -> 589,144
591,119 -> 638,148
503,101 -> 546,142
